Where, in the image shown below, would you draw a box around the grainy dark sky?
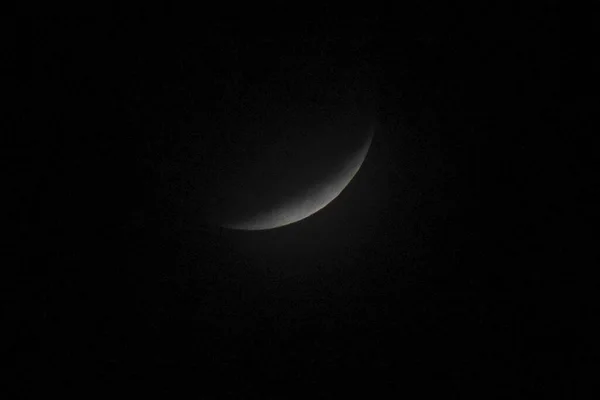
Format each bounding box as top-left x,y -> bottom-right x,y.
13,4 -> 581,397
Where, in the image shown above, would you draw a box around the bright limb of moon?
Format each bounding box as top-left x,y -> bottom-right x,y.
223,128 -> 374,231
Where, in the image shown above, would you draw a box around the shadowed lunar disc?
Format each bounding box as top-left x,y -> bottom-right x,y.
222,126 -> 374,231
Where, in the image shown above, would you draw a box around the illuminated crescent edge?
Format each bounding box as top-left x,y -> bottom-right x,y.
223,127 -> 374,231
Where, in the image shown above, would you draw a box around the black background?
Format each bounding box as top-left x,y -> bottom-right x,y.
13,3 -> 586,397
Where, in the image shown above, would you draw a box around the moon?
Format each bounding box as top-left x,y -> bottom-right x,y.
192,59 -> 379,231
221,125 -> 374,231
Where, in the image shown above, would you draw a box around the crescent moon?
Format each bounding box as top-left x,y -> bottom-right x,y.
223,127 -> 374,231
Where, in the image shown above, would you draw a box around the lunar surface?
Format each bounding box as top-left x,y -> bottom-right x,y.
221,126 -> 374,231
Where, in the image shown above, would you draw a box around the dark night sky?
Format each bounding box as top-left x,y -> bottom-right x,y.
12,4 -> 586,397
